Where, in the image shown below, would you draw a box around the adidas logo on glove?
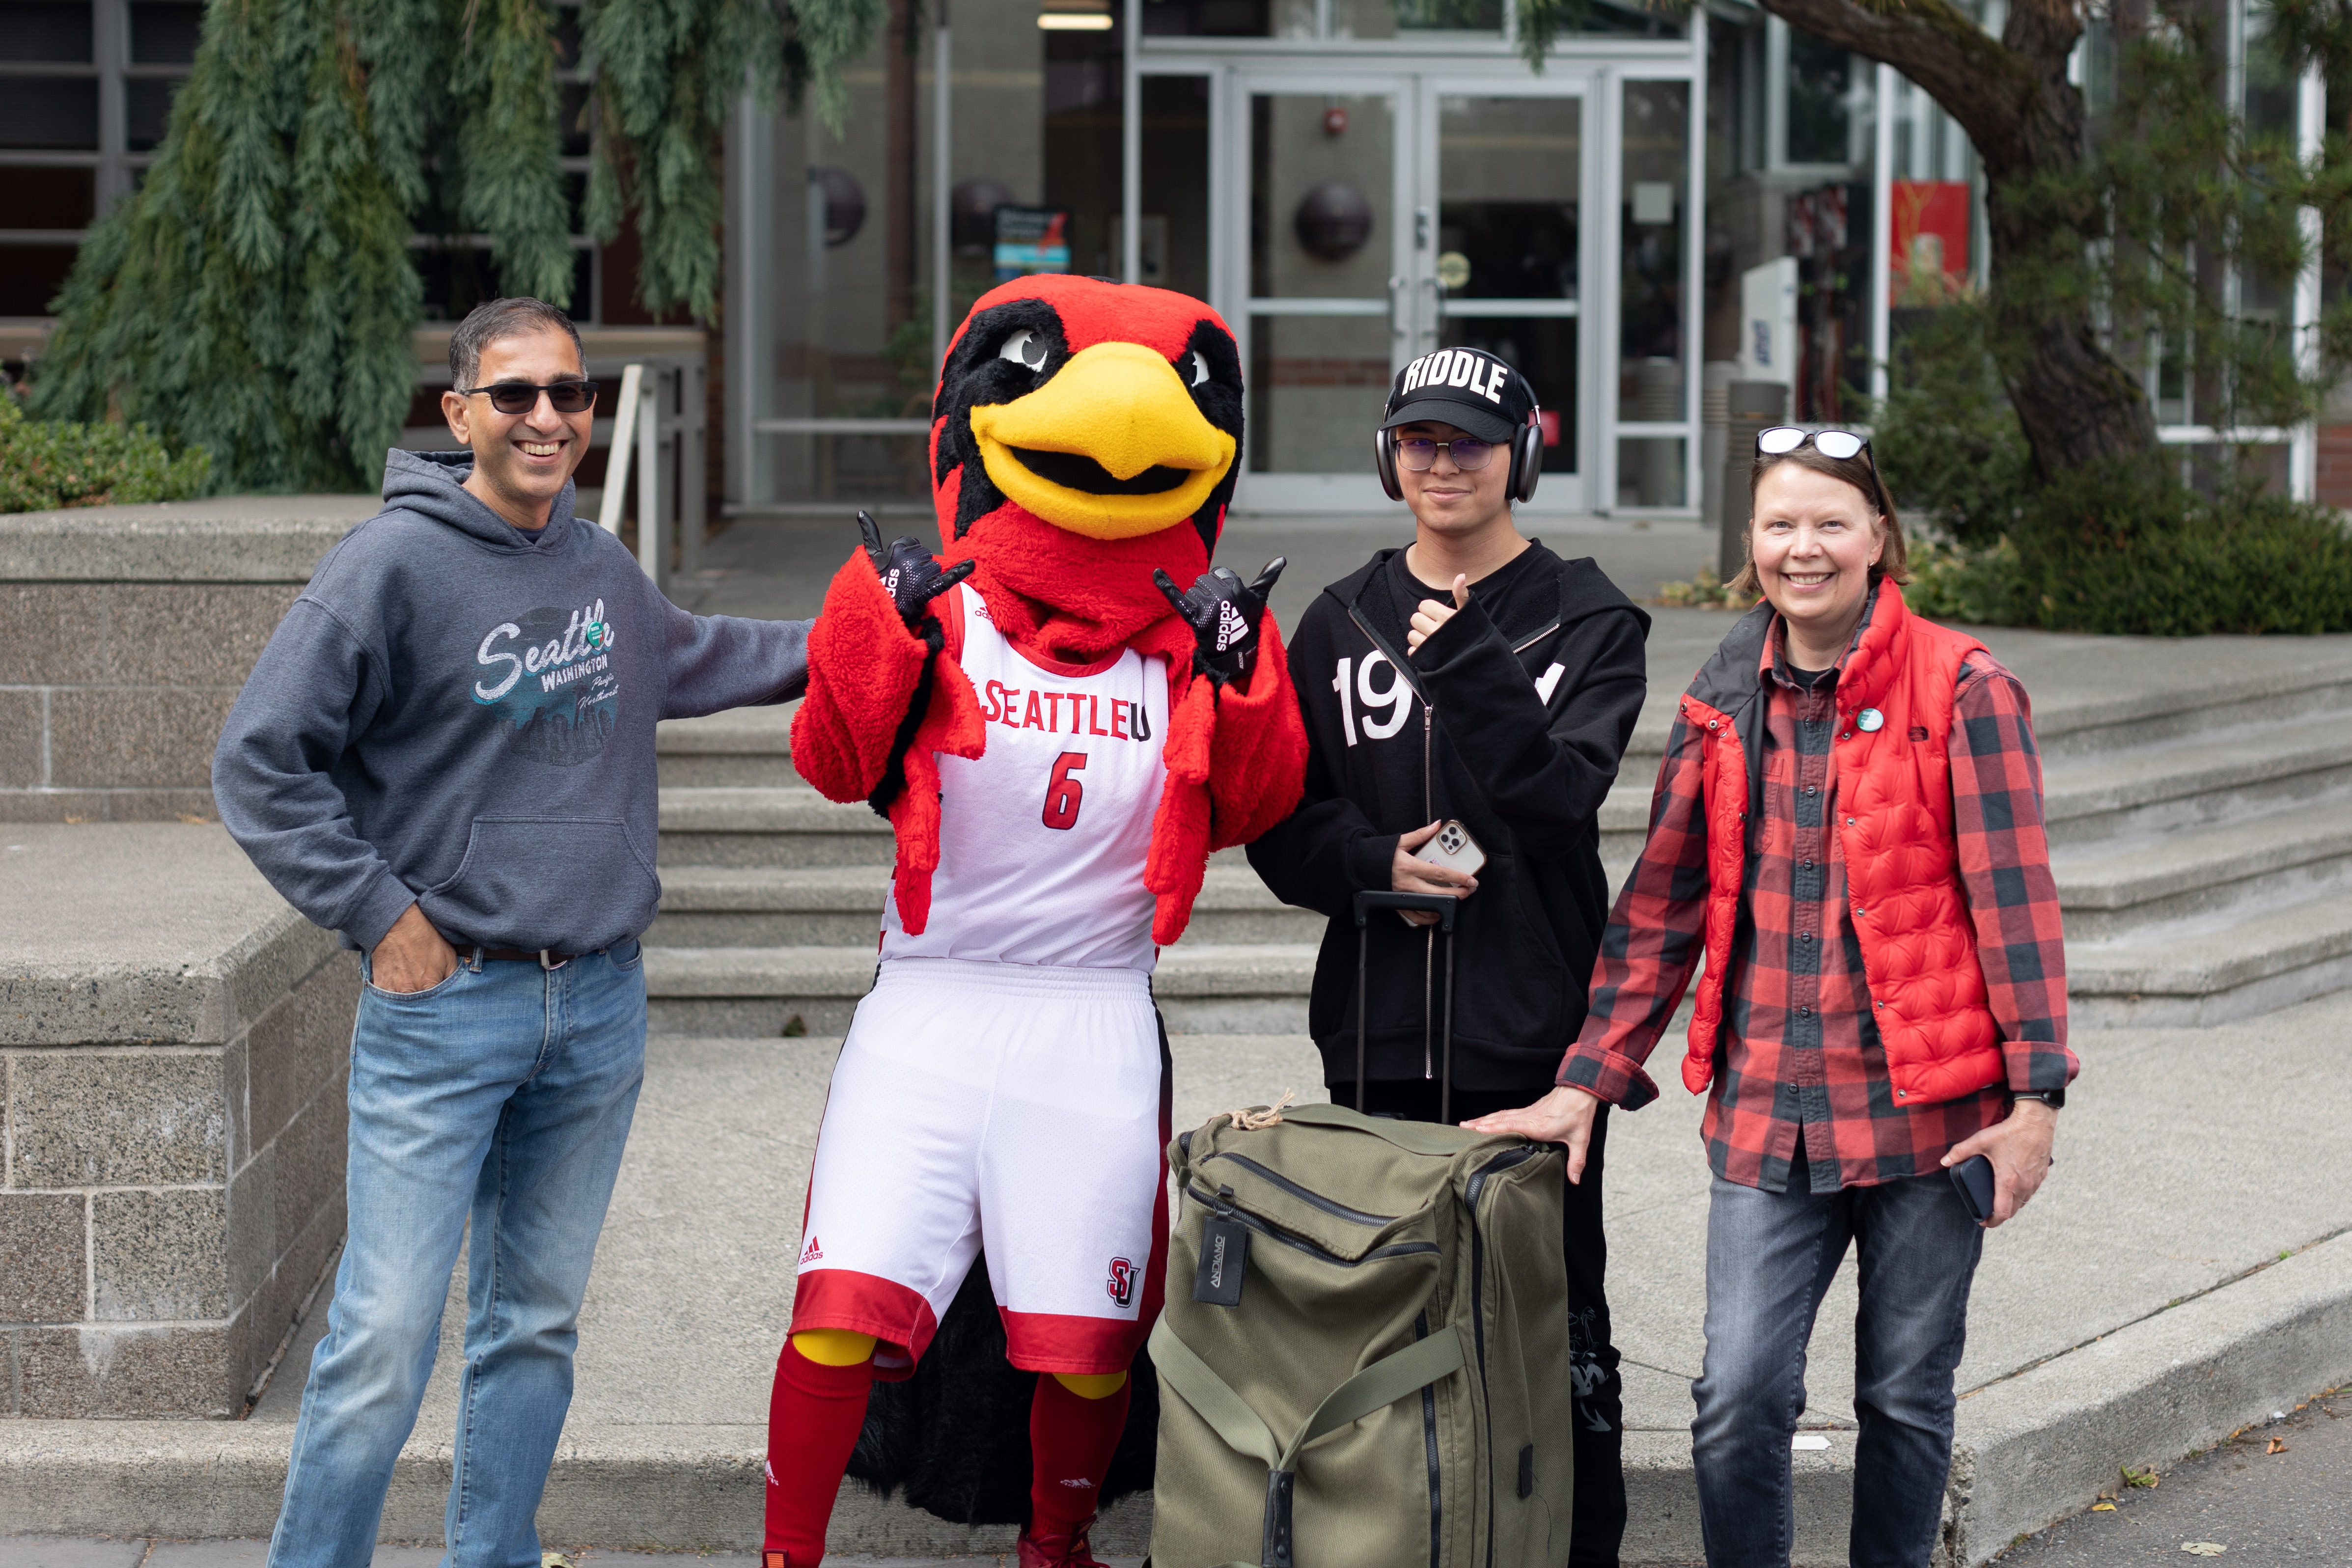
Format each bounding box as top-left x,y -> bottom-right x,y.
1215,600 -> 1250,653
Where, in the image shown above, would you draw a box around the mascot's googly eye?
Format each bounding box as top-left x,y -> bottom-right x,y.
1184,350 -> 1211,388
1000,330 -> 1050,372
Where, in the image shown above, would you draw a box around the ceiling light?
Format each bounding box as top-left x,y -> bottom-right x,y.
1037,10 -> 1114,25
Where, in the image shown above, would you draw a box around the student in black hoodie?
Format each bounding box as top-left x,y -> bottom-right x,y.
1247,346 -> 1649,1565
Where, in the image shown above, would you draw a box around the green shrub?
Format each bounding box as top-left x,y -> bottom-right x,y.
2014,459 -> 2352,635
0,389 -> 210,514
1873,305 -> 2034,549
1874,306 -> 2352,635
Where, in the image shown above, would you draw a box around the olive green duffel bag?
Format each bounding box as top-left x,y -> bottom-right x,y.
1148,1100 -> 1575,1568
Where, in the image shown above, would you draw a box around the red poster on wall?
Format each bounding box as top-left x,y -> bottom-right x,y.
1891,180 -> 1972,305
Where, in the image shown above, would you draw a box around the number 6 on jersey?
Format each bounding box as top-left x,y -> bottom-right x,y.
1042,751 -> 1088,830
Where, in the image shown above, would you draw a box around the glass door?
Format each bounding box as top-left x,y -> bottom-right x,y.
1233,79 -> 1411,510
1224,71 -> 1592,510
1419,82 -> 1591,510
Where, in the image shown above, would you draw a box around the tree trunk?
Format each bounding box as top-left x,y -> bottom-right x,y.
1758,0 -> 2160,475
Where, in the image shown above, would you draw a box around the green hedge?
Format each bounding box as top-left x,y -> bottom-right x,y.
0,391 -> 210,514
1876,309 -> 2352,635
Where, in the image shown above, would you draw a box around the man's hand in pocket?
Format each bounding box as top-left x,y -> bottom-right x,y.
372,904 -> 458,993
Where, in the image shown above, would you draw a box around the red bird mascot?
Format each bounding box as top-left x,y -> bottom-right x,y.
762,275 -> 1307,1568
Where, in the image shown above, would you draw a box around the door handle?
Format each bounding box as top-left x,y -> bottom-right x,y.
1389,275 -> 1408,340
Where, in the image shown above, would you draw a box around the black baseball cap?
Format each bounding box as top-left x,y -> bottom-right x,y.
1378,347 -> 1537,444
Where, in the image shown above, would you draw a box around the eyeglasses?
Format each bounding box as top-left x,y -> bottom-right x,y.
1757,426 -> 1870,461
1395,436 -> 1495,471
456,380 -> 600,415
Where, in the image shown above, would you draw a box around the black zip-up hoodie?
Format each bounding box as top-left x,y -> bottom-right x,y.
1247,542 -> 1650,1092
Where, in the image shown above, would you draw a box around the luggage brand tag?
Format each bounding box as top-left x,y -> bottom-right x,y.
1193,1186 -> 1248,1308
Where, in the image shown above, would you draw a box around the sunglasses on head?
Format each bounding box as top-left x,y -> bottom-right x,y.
1394,435 -> 1496,471
1757,426 -> 1870,461
458,379 -> 599,415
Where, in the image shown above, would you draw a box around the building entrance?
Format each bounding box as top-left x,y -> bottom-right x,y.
1230,76 -> 1590,510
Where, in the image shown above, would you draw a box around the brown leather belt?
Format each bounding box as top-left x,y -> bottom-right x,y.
473,946 -> 579,966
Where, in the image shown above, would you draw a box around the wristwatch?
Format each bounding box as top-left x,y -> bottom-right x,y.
2012,1088 -> 2065,1110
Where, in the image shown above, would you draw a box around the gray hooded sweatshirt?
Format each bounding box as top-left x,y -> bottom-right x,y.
213,450 -> 809,954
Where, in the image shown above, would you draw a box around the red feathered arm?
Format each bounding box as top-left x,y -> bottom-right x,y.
789,550 -> 985,935
1140,613 -> 1309,946
791,551 -> 932,803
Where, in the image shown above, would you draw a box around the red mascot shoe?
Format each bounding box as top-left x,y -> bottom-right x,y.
1017,1518 -> 1109,1568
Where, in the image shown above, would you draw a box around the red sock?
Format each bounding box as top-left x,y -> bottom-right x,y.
763,1340 -> 875,1564
1027,1372 -> 1133,1540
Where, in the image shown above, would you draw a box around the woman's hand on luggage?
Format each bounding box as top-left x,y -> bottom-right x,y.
371,904 -> 458,994
1393,821 -> 1476,925
1940,1099 -> 2057,1227
1461,1086 -> 1605,1184
1405,575 -> 1471,655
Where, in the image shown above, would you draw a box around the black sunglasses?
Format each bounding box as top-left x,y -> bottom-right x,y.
457,379 -> 599,415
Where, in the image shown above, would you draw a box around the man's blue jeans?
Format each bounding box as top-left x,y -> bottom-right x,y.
1689,1162 -> 1984,1568
268,940 -> 647,1568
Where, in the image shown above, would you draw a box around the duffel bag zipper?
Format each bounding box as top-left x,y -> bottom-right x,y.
1464,1146 -> 1539,1568
1201,1152 -> 1399,1226
1417,1310 -> 1442,1568
1187,1184 -> 1439,1269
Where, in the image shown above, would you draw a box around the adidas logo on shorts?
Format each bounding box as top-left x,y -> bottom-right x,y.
799,1235 -> 825,1265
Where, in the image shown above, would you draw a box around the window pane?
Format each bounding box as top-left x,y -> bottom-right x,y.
1251,92 -> 1393,300
1329,0 -> 1501,37
0,76 -> 99,149
1620,80 -> 1687,422
1438,94 -> 1578,300
1786,32 -> 1850,164
0,2 -> 93,63
126,75 -> 182,150
130,0 -> 203,63
1139,74 -> 1210,300
1,164 -> 96,227
1142,0 -> 1312,40
1248,314 -> 1392,472
0,242 -> 79,315
1617,436 -> 1685,506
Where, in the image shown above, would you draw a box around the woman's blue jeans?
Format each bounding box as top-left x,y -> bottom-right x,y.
267,940 -> 647,1568
1690,1162 -> 1984,1568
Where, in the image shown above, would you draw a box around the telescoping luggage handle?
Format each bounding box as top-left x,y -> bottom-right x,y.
1352,890 -> 1459,1124
1149,1315 -> 1466,1568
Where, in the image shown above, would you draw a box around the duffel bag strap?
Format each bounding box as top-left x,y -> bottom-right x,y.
1149,1318 -> 1466,1568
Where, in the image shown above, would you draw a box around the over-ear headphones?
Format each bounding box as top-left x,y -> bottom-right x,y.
1511,407 -> 1543,504
1374,401 -> 1545,503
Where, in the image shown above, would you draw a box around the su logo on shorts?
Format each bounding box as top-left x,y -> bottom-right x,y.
1106,1257 -> 1137,1309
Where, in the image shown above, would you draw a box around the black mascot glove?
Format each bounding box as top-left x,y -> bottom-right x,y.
859,508 -> 973,628
1152,557 -> 1287,694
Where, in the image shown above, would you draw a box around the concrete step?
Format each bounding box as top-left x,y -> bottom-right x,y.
645,864 -> 1324,948
658,787 -> 892,868
2049,794 -> 2352,940
2064,889 -> 2352,1027
657,705 -> 799,789
2036,724 -> 2352,847
640,943 -> 1317,1037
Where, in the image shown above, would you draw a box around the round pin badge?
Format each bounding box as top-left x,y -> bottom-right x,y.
1857,708 -> 1885,733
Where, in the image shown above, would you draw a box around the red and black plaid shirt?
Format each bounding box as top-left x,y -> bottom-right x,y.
1559,620 -> 2075,1193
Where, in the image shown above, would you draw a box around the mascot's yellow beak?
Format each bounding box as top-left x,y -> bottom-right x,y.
966,342 -> 1237,540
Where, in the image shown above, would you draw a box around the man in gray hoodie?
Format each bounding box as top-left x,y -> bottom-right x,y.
213,298 -> 811,1568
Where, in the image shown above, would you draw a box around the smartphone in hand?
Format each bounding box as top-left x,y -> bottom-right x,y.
1414,819 -> 1487,878
1950,1154 -> 1996,1225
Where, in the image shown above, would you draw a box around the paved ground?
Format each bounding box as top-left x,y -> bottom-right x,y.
1990,1384 -> 2352,1566
0,1548 -> 1125,1568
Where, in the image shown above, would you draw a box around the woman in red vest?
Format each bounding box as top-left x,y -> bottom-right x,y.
1468,430 -> 2076,1567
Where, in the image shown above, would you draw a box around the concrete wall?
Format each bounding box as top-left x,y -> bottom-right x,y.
1,824 -> 356,1417
0,498 -> 373,823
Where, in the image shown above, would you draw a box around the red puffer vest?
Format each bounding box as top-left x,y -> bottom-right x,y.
1677,578 -> 2004,1107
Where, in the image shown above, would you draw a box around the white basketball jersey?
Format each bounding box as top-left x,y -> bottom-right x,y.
879,583 -> 1171,971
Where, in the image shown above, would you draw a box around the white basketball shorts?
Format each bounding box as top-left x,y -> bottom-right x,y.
789,956 -> 1171,1377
